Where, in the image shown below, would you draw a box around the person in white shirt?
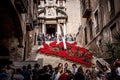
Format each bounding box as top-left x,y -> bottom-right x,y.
52,67 -> 61,80
72,64 -> 78,75
116,66 -> 120,79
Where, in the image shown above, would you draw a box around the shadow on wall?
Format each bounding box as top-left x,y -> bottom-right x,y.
0,45 -> 10,65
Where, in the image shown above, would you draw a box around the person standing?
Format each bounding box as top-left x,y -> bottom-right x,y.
57,63 -> 63,74
13,69 -> 24,80
64,63 -> 68,73
116,65 -> 120,79
0,66 -> 9,80
74,66 -> 85,80
58,70 -> 72,80
72,64 -> 78,75
52,67 -> 61,80
32,63 -> 40,80
84,69 -> 91,80
21,66 -> 31,80
96,71 -> 107,80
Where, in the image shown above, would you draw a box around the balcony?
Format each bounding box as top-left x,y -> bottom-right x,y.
82,8 -> 91,18
82,0 -> 91,18
15,0 -> 28,13
26,16 -> 33,31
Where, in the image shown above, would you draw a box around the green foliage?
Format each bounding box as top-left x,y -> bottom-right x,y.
105,31 -> 120,59
113,31 -> 120,59
106,41 -> 114,52
105,41 -> 115,60
113,31 -> 120,43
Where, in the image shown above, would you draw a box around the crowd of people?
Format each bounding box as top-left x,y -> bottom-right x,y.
0,60 -> 120,80
37,33 -> 76,45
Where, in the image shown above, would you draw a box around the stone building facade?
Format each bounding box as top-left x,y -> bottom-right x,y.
77,0 -> 120,59
0,0 -> 39,65
37,0 -> 81,36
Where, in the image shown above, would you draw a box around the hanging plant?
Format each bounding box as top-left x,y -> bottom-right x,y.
105,41 -> 115,59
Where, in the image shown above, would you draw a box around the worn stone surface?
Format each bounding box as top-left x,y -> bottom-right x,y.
66,0 -> 81,34
77,0 -> 120,59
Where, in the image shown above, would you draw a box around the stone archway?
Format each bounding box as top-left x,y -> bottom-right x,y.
0,0 -> 24,46
0,0 -> 25,61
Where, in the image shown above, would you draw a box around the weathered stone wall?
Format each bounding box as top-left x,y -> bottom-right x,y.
114,0 -> 120,15
78,0 -> 120,58
66,0 -> 81,34
0,37 -> 24,61
25,30 -> 35,60
0,0 -> 37,62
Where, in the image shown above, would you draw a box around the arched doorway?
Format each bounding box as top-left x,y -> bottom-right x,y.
46,24 -> 57,35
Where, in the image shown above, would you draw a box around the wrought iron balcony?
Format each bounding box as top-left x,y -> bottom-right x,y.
82,0 -> 91,18
15,0 -> 28,13
82,8 -> 91,18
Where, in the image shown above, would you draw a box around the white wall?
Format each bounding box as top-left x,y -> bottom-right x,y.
66,0 -> 81,34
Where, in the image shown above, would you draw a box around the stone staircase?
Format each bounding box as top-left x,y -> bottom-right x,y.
11,40 -> 110,75
27,41 -> 109,71
27,41 -> 81,69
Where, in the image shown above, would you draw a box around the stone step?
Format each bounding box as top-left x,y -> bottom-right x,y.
35,53 -> 81,70
27,42 -> 81,70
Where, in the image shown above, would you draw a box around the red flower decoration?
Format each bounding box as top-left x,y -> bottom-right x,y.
38,41 -> 93,67
49,40 -> 57,47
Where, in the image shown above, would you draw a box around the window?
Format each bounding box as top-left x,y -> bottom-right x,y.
82,0 -> 85,7
82,0 -> 91,11
81,0 -> 85,14
89,20 -> 93,40
94,10 -> 99,33
59,0 -> 64,7
108,0 -> 115,17
110,24 -> 116,41
84,27 -> 88,44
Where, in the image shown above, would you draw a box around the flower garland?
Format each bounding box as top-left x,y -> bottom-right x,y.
38,41 -> 93,67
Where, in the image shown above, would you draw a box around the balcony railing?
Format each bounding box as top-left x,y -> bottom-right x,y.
82,0 -> 91,18
15,0 -> 28,13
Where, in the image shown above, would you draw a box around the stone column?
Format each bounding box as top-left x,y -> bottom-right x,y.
57,23 -> 61,36
42,23 -> 45,34
63,23 -> 66,36
57,23 -> 61,43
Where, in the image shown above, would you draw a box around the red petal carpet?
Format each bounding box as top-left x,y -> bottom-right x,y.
38,41 -> 93,67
